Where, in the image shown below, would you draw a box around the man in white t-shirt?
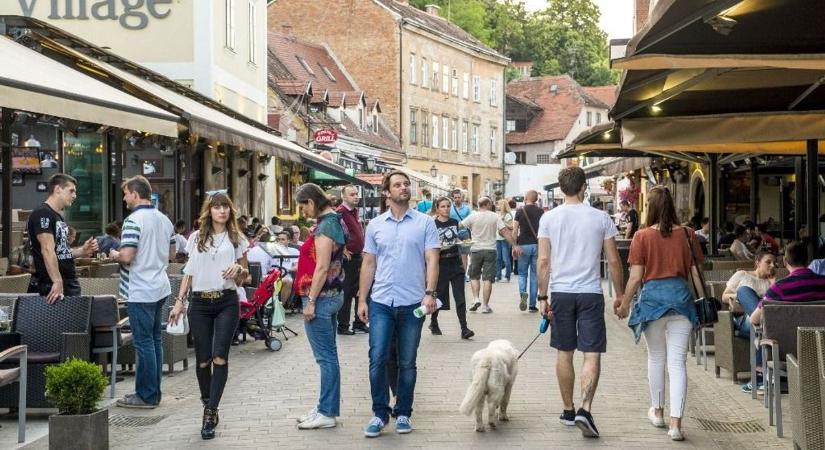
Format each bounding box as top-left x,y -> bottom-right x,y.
461,197 -> 519,313
536,167 -> 625,439
109,176 -> 175,410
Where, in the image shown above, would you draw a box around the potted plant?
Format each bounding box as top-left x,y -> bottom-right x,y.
45,358 -> 109,450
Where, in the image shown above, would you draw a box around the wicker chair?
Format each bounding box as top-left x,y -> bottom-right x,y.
713,310 -> 752,382
703,269 -> 737,282
0,344 -> 26,443
0,274 -> 32,294
78,277 -> 121,297
167,263 -> 185,275
787,327 -> 825,450
90,296 -> 131,399
91,263 -> 120,278
711,260 -> 751,271
118,277 -> 188,373
0,296 -> 92,408
817,331 -> 825,437
0,257 -> 8,276
760,301 -> 825,437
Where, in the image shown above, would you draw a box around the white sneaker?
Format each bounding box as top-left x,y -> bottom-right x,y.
668,427 -> 684,441
647,407 -> 665,428
481,305 -> 493,314
297,412 -> 336,429
297,407 -> 318,423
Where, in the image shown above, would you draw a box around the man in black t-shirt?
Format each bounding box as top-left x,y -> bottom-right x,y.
27,174 -> 98,303
620,200 -> 639,239
512,190 -> 544,312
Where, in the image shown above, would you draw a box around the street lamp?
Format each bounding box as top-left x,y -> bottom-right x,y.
430,164 -> 438,178
366,157 -> 376,172
330,148 -> 341,164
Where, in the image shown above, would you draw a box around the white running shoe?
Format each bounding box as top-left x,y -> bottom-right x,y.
297,412 -> 336,429
668,427 -> 684,441
297,407 -> 318,423
648,407 -> 666,428
481,305 -> 493,313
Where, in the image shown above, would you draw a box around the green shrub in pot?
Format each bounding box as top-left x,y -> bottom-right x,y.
45,358 -> 107,415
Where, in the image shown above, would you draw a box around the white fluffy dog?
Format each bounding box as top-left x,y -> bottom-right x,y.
459,339 -> 519,432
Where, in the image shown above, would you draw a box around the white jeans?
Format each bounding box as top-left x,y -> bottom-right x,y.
643,314 -> 692,418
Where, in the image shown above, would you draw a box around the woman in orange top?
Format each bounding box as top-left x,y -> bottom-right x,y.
615,186 -> 703,442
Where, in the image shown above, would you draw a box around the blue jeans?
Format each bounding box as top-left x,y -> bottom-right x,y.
517,244 -> 538,307
495,240 -> 512,281
128,298 -> 165,405
302,295 -> 344,417
734,286 -> 763,366
368,302 -> 424,422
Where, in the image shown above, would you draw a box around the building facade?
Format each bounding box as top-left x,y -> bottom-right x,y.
505,75 -> 613,199
268,0 -> 510,202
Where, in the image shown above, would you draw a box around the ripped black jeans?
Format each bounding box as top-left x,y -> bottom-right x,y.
188,289 -> 240,409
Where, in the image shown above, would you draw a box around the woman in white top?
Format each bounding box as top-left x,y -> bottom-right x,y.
169,191 -> 249,440
729,225 -> 755,261
495,198 -> 514,282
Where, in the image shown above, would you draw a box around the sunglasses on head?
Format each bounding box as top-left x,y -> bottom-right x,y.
206,189 -> 228,198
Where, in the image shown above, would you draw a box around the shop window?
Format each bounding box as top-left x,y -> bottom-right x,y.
63,132 -> 108,239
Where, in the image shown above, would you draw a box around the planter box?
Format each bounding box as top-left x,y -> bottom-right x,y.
49,408 -> 109,450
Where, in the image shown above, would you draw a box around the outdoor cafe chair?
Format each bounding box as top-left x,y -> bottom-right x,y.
90,295 -> 131,399
78,277 -> 121,297
0,344 -> 27,443
91,263 -> 120,278
787,327 -> 825,450
0,274 -> 32,294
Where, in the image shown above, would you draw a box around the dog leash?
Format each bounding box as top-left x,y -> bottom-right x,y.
518,317 -> 550,360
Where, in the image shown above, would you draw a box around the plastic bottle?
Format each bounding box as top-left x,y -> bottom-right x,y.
413,299 -> 444,318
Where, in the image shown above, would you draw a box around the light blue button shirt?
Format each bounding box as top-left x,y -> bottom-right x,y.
364,208 -> 440,307
809,258 -> 825,276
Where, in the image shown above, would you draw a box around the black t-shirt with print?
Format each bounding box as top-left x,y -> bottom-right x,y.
27,203 -> 76,284
435,217 -> 461,260
514,204 -> 544,245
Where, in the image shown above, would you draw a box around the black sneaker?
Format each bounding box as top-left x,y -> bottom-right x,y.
468,301 -> 482,312
574,408 -> 599,438
337,327 -> 355,335
559,408 -> 576,426
461,328 -> 475,340
353,324 -> 370,334
528,306 -> 539,313
429,322 -> 442,335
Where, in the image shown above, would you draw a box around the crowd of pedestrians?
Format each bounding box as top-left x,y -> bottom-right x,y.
26,165 -> 825,444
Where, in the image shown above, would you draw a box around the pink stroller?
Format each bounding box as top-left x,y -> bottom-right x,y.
238,267 -> 297,351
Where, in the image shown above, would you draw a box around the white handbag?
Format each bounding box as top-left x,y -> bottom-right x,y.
166,310 -> 189,335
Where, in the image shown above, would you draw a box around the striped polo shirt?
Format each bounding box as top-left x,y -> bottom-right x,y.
759,267 -> 825,308
119,205 -> 175,303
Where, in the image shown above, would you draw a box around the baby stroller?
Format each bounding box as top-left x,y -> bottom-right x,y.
239,267 -> 298,351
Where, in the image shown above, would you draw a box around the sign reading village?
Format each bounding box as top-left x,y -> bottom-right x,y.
16,0 -> 172,30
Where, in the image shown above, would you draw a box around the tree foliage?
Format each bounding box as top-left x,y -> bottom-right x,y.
409,0 -> 618,86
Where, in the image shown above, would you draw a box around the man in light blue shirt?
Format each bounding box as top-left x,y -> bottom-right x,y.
415,190 -> 433,214
810,258 -> 825,275
358,171 -> 440,438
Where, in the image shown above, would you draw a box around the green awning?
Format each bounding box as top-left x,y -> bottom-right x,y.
309,167 -> 356,182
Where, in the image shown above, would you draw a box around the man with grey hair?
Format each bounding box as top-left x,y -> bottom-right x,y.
462,196 -> 520,313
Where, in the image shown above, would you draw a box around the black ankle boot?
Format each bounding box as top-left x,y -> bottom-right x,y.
201,408 -> 218,440
429,322 -> 442,335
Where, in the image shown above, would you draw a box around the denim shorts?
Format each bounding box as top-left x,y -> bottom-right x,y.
550,292 -> 606,353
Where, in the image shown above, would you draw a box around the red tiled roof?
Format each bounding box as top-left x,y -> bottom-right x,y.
356,173 -> 385,186
505,75 -> 612,145
583,86 -> 618,108
268,33 -> 358,94
275,80 -> 310,95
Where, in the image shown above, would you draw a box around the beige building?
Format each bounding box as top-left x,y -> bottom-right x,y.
0,0 -> 268,123
268,0 -> 510,201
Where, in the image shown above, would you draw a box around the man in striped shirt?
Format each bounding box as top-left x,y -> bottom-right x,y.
108,176 -> 175,409
751,240 -> 825,326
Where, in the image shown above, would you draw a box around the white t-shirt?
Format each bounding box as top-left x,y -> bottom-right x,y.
461,210 -> 506,252
725,270 -> 773,298
173,233 -> 188,254
184,230 -> 249,292
246,245 -> 274,273
119,206 -> 175,303
537,203 -> 617,294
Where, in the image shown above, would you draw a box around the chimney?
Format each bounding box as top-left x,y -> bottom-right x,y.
634,0 -> 651,33
424,4 -> 440,17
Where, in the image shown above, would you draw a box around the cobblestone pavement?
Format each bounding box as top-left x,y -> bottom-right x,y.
16,281 -> 793,449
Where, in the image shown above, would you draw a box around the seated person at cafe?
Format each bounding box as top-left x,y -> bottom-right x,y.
96,221 -> 122,255
718,222 -> 736,248
729,226 -> 755,261
755,223 -> 779,254
246,231 -> 276,274
743,220 -> 761,249
723,251 -> 776,337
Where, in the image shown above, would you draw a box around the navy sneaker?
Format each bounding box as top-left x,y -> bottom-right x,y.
574,408 -> 599,438
396,415 -> 412,434
559,408 -> 576,426
364,416 -> 385,438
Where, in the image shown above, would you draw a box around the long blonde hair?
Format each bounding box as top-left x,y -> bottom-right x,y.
497,198 -> 511,218
195,192 -> 245,253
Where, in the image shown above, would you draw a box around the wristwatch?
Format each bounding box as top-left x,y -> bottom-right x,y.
537,295 -> 549,301
424,290 -> 435,297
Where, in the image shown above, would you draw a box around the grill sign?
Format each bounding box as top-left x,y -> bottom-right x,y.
314,129 -> 338,145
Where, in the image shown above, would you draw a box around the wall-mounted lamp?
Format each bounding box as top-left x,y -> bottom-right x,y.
211,165 -> 224,176
258,153 -> 272,164
430,164 -> 438,178
366,157 -> 377,171
257,173 -> 269,182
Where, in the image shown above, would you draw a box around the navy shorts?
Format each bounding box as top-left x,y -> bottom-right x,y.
550,292 -> 606,353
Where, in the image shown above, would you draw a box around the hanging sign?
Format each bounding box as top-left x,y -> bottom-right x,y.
313,129 -> 338,145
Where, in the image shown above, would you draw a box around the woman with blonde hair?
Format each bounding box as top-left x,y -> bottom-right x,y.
495,198 -> 514,282
169,190 -> 249,440
615,186 -> 702,442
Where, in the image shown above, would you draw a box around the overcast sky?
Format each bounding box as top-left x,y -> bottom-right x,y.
523,0 -> 634,40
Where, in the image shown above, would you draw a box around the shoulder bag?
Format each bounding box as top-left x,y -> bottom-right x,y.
519,206 -> 539,241
683,228 -> 721,327
453,205 -> 471,240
